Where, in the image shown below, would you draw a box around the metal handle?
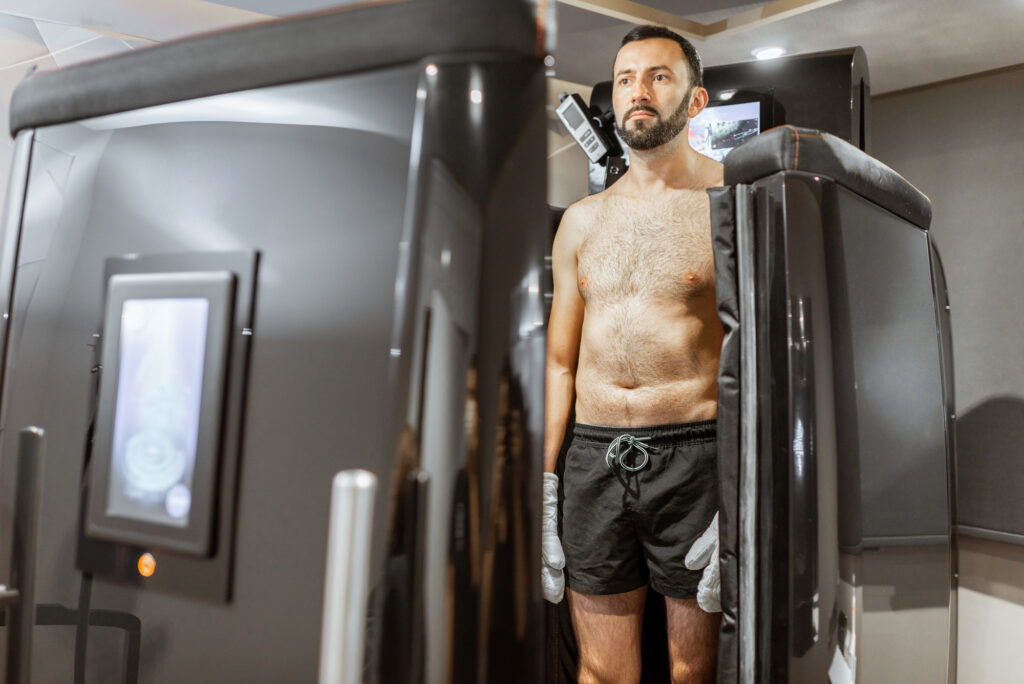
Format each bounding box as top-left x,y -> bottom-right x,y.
318,469 -> 377,684
3,427 -> 45,684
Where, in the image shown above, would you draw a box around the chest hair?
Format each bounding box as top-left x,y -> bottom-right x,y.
577,193 -> 714,303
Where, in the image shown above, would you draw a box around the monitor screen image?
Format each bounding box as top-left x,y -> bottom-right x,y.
106,297 -> 210,528
688,100 -> 761,162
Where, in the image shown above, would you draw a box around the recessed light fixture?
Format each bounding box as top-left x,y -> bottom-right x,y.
752,46 -> 786,60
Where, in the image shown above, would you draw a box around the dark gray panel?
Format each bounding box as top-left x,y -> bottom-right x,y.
738,170 -> 953,683
9,0 -> 540,136
957,397 -> 1024,537
824,185 -> 949,542
705,48 -> 870,151
0,67 -> 419,682
0,43 -> 551,684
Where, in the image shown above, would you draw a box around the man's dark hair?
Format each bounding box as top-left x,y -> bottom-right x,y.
620,25 -> 703,88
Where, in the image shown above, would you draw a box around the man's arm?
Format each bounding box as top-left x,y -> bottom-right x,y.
544,206 -> 585,474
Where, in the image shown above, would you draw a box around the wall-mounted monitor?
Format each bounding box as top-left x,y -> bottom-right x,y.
689,88 -> 781,162
689,99 -> 763,162
86,271 -> 235,556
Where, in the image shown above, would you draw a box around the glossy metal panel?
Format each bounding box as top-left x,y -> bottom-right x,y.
762,173 -> 843,683
0,66 -> 420,682
751,172 -> 953,682
377,56 -> 547,684
0,47 -> 547,684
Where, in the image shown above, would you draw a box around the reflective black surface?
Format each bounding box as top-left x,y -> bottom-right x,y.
0,51 -> 548,683
724,172 -> 955,683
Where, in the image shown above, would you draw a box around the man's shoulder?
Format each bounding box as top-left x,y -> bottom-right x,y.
558,192 -> 605,242
564,191 -> 605,220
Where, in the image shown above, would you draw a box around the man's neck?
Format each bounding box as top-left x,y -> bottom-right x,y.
622,133 -> 707,194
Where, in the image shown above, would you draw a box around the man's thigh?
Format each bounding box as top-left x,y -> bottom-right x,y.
665,596 -> 720,684
562,429 -> 647,594
568,587 -> 647,684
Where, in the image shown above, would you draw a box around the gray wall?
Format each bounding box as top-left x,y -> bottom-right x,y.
872,65 -> 1024,412
872,64 -> 1024,682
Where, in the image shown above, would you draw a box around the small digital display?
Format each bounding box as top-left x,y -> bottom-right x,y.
106,298 -> 210,528
561,102 -> 585,130
689,101 -> 761,162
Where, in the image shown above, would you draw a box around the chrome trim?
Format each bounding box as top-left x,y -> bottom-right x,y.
0,130 -> 35,430
319,470 -> 377,684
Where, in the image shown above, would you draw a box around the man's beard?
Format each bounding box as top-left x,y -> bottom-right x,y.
615,92 -> 692,151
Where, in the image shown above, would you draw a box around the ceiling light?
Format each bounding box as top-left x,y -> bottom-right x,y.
752,46 -> 786,60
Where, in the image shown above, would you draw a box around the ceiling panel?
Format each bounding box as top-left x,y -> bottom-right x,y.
209,0 -> 362,17
643,0 -> 771,19
553,0 -> 1024,94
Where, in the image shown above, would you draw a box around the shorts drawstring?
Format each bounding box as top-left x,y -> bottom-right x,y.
605,434 -> 656,472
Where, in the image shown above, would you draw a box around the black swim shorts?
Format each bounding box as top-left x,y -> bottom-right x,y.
561,420 -> 717,599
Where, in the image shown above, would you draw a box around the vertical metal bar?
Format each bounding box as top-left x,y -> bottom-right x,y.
7,426 -> 45,684
735,187 -> 758,683
318,470 -> 377,684
0,131 -> 35,431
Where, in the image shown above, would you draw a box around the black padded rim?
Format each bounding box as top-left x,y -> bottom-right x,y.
723,125 -> 932,230
9,0 -> 540,136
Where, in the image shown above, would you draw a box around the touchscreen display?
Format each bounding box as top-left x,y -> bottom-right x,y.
688,100 -> 761,162
106,297 -> 210,528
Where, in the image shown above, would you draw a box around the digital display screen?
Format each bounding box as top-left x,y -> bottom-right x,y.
106,297 -> 210,528
561,102 -> 585,130
688,101 -> 762,162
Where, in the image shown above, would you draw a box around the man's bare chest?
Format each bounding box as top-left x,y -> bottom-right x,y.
576,200 -> 714,302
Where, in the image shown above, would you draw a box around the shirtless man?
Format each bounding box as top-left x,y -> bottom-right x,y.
541,25 -> 723,684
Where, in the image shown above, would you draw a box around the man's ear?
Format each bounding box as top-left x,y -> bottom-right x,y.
688,86 -> 710,118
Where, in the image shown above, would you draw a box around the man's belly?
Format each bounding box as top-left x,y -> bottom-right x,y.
574,307 -> 721,426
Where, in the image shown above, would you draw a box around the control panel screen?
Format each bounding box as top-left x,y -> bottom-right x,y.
87,270 -> 235,556
106,298 -> 210,528
561,101 -> 585,129
689,100 -> 761,162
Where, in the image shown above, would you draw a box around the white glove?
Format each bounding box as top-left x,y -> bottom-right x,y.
684,511 -> 721,613
541,472 -> 565,603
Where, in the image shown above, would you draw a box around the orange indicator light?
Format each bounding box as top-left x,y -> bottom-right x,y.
138,553 -> 156,578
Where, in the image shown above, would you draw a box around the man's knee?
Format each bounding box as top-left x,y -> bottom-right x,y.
578,659 -> 640,684
670,659 -> 715,684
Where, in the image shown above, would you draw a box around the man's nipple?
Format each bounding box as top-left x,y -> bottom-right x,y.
684,272 -> 699,283
579,276 -> 588,289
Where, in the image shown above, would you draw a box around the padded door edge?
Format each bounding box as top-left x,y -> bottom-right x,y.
708,185 -> 739,684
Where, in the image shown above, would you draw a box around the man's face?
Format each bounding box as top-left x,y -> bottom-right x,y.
612,37 -> 696,151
